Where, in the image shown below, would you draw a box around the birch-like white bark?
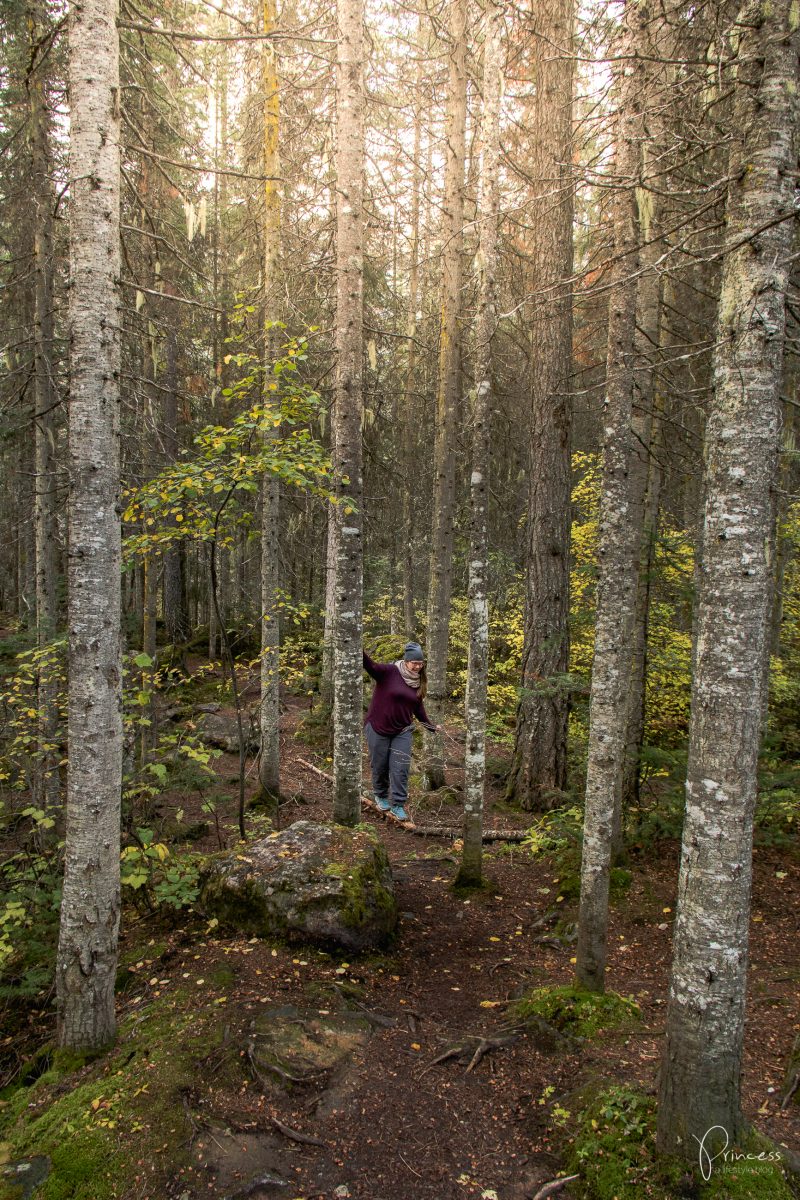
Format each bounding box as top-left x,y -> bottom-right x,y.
575,2 -> 643,993
259,0 -> 282,802
459,0 -> 502,887
57,0 -> 122,1050
332,0 -> 364,824
657,0 -> 799,1156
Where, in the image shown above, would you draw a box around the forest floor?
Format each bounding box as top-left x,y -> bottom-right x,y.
2,679 -> 799,1200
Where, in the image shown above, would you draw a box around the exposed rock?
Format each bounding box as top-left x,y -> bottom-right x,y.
0,1156 -> 51,1200
248,1002 -> 372,1093
195,710 -> 259,754
200,821 -> 398,953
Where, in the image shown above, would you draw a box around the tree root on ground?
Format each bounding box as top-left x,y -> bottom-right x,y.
530,1176 -> 579,1200
331,984 -> 398,1028
781,1033 -> 800,1109
422,1027 -> 522,1075
267,1114 -> 326,1147
246,1040 -> 328,1088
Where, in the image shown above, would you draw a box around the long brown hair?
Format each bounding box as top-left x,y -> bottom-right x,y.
418,664 -> 427,700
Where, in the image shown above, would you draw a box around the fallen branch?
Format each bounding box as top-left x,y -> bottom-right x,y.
296,759 -> 528,842
531,1177 -> 580,1200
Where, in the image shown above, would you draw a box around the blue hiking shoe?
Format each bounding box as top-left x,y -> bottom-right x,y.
374,796 -> 392,813
388,804 -> 414,826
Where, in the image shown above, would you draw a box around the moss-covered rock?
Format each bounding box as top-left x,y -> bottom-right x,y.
195,710 -> 259,754
248,1001 -> 372,1095
200,820 -> 398,953
511,984 -> 640,1039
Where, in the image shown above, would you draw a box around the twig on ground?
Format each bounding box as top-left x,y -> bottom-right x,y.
399,1152 -> 423,1178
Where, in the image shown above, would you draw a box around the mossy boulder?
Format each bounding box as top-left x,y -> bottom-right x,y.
195,710 -> 259,754
200,820 -> 398,953
511,984 -> 640,1039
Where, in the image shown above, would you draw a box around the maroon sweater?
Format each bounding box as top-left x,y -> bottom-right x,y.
363,652 -> 435,736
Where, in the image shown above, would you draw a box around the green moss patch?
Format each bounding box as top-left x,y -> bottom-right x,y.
552,867 -> 631,904
565,1085 -> 681,1200
512,984 -> 640,1040
699,1129 -> 797,1200
0,986 -> 228,1199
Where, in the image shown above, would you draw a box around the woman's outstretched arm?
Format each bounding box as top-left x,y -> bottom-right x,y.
363,650 -> 390,680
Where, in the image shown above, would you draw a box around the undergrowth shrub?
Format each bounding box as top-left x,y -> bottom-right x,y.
564,1084 -> 796,1200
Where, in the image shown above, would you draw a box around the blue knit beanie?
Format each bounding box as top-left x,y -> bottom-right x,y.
403,641 -> 424,662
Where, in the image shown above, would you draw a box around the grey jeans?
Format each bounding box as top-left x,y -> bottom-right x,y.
364,722 -> 413,806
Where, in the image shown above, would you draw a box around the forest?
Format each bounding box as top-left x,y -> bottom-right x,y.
0,0 -> 798,1196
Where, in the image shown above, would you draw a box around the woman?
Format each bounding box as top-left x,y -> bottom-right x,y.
362,641 -> 442,826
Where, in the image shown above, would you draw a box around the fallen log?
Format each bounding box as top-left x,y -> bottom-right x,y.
296,759 -> 529,843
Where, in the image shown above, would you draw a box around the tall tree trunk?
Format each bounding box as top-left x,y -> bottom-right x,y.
401,46 -> 423,641
162,331 -> 189,648
57,0 -> 122,1051
28,0 -> 60,812
621,253 -> 668,815
331,0 -> 364,825
575,0 -> 643,993
507,0 -> 575,811
423,0 -> 467,790
259,0 -> 282,804
458,0 -> 502,888
320,504 -> 337,711
619,13 -> 675,818
142,554 -> 158,663
657,0 -> 799,1157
